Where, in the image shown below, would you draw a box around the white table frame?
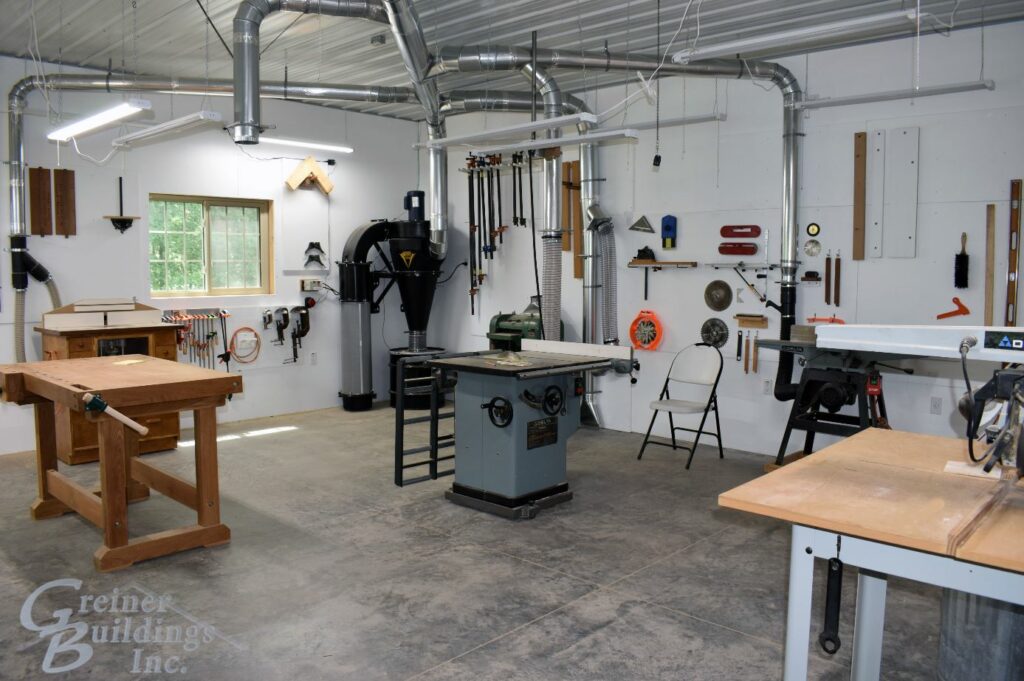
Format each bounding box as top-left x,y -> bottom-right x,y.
784,524 -> 1024,681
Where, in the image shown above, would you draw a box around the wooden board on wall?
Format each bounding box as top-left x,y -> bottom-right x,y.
852,132 -> 866,260
571,160 -> 583,279
1008,180 -> 1022,326
53,169 -> 76,237
881,126 -> 920,258
986,204 -> 996,326
29,167 -> 53,236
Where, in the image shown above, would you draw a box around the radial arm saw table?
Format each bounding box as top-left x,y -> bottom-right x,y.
0,355 -> 242,571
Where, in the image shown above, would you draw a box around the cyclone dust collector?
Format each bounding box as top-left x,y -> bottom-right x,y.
339,191 -> 443,411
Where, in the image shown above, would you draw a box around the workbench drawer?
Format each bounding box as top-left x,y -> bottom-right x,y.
153,346 -> 178,361
69,337 -> 93,353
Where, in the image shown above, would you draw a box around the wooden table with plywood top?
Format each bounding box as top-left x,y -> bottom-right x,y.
0,355 -> 242,572
718,428 -> 1024,681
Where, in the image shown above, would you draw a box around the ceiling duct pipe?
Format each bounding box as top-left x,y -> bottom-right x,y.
7,72 -> 414,362
432,45 -> 803,401
520,65 -> 563,342
381,0 -> 447,260
229,0 -> 448,260
230,0 -> 389,144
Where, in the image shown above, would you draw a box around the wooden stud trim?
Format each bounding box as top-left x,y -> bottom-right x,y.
852,132 -> 867,260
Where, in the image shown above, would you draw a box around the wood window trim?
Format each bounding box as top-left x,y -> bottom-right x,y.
149,193 -> 275,297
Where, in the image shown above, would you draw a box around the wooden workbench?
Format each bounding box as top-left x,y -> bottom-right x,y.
719,428 -> 1023,573
719,428 -> 1024,680
0,355 -> 242,571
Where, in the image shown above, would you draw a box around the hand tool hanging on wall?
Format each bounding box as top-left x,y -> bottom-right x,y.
517,153 -> 526,227
736,329 -> 743,362
719,242 -> 758,256
661,215 -> 677,249
700,318 -> 729,349
954,232 -> 970,289
824,250 -> 833,305
752,332 -> 759,373
720,225 -> 761,238
744,332 -> 751,374
467,157 -> 478,313
486,156 -> 497,255
630,216 -> 655,233
1006,180 -> 1021,326
285,305 -> 311,364
510,153 -> 519,228
273,307 -> 290,345
818,556 -> 844,655
937,297 -> 971,320
834,250 -> 842,307
495,155 -> 506,244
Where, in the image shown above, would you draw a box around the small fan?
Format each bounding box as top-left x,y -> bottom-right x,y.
700,318 -> 730,349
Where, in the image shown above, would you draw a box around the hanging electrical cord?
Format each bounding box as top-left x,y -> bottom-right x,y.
229,327 -> 261,364
653,0 -> 662,167
960,339 -> 985,463
437,261 -> 468,285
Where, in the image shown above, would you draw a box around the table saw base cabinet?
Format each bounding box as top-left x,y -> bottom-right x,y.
447,371 -> 581,519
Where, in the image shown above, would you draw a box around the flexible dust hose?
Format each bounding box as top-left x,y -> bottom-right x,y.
541,236 -> 562,340
45,277 -> 62,309
14,289 -> 26,363
598,227 -> 619,344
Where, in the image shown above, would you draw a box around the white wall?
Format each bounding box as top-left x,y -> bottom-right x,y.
428,23 -> 1024,456
0,55 -> 420,455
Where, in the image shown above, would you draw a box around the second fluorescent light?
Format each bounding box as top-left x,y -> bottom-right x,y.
47,98 -> 151,142
672,10 -> 918,64
260,136 -> 354,154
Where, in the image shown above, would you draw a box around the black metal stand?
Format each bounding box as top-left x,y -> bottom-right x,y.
774,367 -> 888,465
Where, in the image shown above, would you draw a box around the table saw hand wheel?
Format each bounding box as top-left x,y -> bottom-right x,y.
481,397 -> 514,428
542,385 -> 564,416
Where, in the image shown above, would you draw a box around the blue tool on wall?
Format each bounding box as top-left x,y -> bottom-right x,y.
661,215 -> 677,249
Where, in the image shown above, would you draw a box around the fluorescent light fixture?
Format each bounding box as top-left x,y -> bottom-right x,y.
414,112 -> 598,149
672,10 -> 918,64
471,128 -> 639,155
259,136 -> 354,154
617,112 -> 726,132
47,98 -> 151,142
795,80 -> 995,110
112,110 -> 223,147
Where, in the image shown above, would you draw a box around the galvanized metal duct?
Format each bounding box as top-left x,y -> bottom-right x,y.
380,0 -> 447,259
230,0 -> 448,259
230,0 -> 389,144
432,44 -> 803,400
6,72 -> 414,362
519,65 -> 563,342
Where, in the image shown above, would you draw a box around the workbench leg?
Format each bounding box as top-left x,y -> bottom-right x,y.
97,420 -> 130,551
783,525 -> 815,681
30,402 -> 71,519
122,422 -> 150,503
850,569 -> 888,681
194,406 -> 223,530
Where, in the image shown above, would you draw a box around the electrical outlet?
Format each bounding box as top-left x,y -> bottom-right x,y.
300,278 -> 322,292
930,397 -> 942,415
310,352 -> 317,366
763,379 -> 771,395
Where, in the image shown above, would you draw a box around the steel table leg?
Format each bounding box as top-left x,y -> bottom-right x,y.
784,525 -> 816,680
851,569 -> 888,681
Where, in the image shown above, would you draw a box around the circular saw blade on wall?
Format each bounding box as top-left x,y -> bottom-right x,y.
700,318 -> 729,349
629,310 -> 664,351
704,280 -> 733,311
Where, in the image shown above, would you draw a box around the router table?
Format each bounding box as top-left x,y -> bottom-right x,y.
0,355 -> 242,571
719,428 -> 1024,680
428,342 -> 617,519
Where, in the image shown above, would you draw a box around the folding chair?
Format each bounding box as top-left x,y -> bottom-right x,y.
636,342 -> 724,469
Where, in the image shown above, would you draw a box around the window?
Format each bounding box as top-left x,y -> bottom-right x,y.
148,194 -> 273,296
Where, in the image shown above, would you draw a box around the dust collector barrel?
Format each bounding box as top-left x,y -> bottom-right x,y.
389,348 -> 445,410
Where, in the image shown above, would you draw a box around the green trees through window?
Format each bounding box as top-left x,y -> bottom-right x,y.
149,195 -> 272,296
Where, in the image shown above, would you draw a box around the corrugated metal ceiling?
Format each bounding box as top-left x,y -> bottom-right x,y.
1,0 -> 1020,122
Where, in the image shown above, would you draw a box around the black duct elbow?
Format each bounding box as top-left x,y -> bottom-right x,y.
773,284 -> 800,402
11,235 -> 53,291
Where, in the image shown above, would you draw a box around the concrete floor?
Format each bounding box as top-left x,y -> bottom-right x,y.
0,406 -> 940,680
